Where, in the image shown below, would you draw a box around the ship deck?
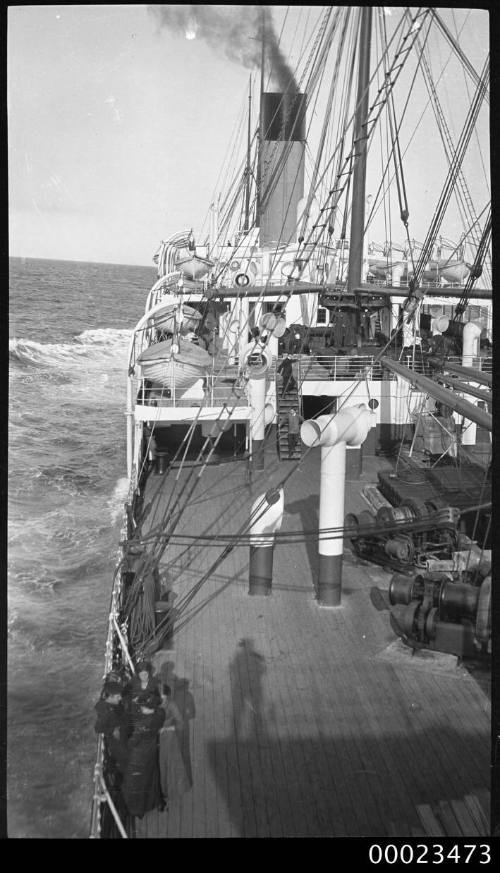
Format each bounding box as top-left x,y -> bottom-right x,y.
134,445 -> 490,838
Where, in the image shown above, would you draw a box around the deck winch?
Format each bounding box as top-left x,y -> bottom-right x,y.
388,570 -> 491,657
345,498 -> 460,572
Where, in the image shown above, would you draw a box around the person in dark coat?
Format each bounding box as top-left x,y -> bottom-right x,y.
287,408 -> 302,457
129,661 -> 160,720
277,354 -> 296,396
121,690 -> 166,818
94,681 -> 130,776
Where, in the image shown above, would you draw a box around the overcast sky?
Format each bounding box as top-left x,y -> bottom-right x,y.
8,5 -> 489,267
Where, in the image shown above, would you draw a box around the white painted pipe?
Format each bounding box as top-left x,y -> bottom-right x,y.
248,376 -> 267,470
249,378 -> 267,442
431,315 -> 449,335
249,488 -> 285,546
266,333 -> 279,361
461,321 -> 482,445
264,401 -> 275,426
248,488 -> 284,596
462,320 -> 482,366
301,405 -> 374,450
301,405 -> 374,605
391,262 -> 405,287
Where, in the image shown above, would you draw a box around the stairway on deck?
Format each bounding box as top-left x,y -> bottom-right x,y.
276,379 -> 302,461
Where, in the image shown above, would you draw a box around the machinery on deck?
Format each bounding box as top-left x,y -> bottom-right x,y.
346,498 -> 491,658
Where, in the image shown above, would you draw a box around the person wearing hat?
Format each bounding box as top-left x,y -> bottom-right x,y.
129,660 -> 161,721
121,690 -> 166,818
287,407 -> 302,457
94,681 -> 130,776
277,354 -> 296,397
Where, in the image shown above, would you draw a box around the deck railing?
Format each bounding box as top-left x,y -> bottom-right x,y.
134,355 -> 492,407
135,378 -> 249,408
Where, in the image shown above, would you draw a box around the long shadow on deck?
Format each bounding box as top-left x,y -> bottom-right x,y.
206,725 -> 490,837
206,643 -> 490,838
286,496 -> 319,590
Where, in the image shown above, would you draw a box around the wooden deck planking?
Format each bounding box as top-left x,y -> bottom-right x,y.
282,586 -> 356,836
464,793 -> 490,834
282,548 -> 372,831
400,668 -> 489,808
427,674 -> 489,802
134,450 -> 490,838
309,631 -> 387,835
214,572 -> 239,837
374,665 -> 469,822
280,647 -> 335,836
436,800 -> 464,836
340,628 -> 427,833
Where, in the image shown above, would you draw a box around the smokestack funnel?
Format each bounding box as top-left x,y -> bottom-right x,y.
259,92 -> 306,246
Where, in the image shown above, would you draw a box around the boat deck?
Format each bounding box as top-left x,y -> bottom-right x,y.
134,445 -> 490,838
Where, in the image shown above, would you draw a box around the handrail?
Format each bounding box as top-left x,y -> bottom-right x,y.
89,467 -> 138,839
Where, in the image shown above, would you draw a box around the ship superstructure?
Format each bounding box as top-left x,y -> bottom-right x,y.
91,7 -> 492,839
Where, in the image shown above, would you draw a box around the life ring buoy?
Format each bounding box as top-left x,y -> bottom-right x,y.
235,273 -> 250,287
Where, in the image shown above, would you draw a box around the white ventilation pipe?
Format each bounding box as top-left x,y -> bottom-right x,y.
264,401 -> 275,426
391,262 -> 405,287
462,320 -> 482,365
301,405 -> 375,605
461,321 -> 482,445
431,315 -> 449,335
248,488 -> 284,595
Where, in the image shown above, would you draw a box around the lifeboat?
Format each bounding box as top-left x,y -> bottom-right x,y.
148,303 -> 202,334
137,336 -> 211,392
176,254 -> 214,280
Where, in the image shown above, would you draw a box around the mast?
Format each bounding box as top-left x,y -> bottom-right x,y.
347,6 -> 372,348
244,75 -> 252,231
255,7 -> 266,229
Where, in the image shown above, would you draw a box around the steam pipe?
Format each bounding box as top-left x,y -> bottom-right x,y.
301,405 -> 375,605
248,488 -> 284,595
381,357 -> 492,431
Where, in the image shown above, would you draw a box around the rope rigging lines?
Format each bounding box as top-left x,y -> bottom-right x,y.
121,6 -> 490,654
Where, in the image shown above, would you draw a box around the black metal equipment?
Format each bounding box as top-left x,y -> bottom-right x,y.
344,499 -> 460,573
388,570 -> 491,658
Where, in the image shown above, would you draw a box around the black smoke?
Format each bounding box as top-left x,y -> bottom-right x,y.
148,4 -> 298,92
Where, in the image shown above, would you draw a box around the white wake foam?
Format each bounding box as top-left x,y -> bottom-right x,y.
107,477 -> 131,524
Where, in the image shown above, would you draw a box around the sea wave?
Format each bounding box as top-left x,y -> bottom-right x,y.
9,329 -> 131,369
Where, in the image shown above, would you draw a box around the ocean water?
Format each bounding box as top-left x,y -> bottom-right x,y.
8,257 -> 154,838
